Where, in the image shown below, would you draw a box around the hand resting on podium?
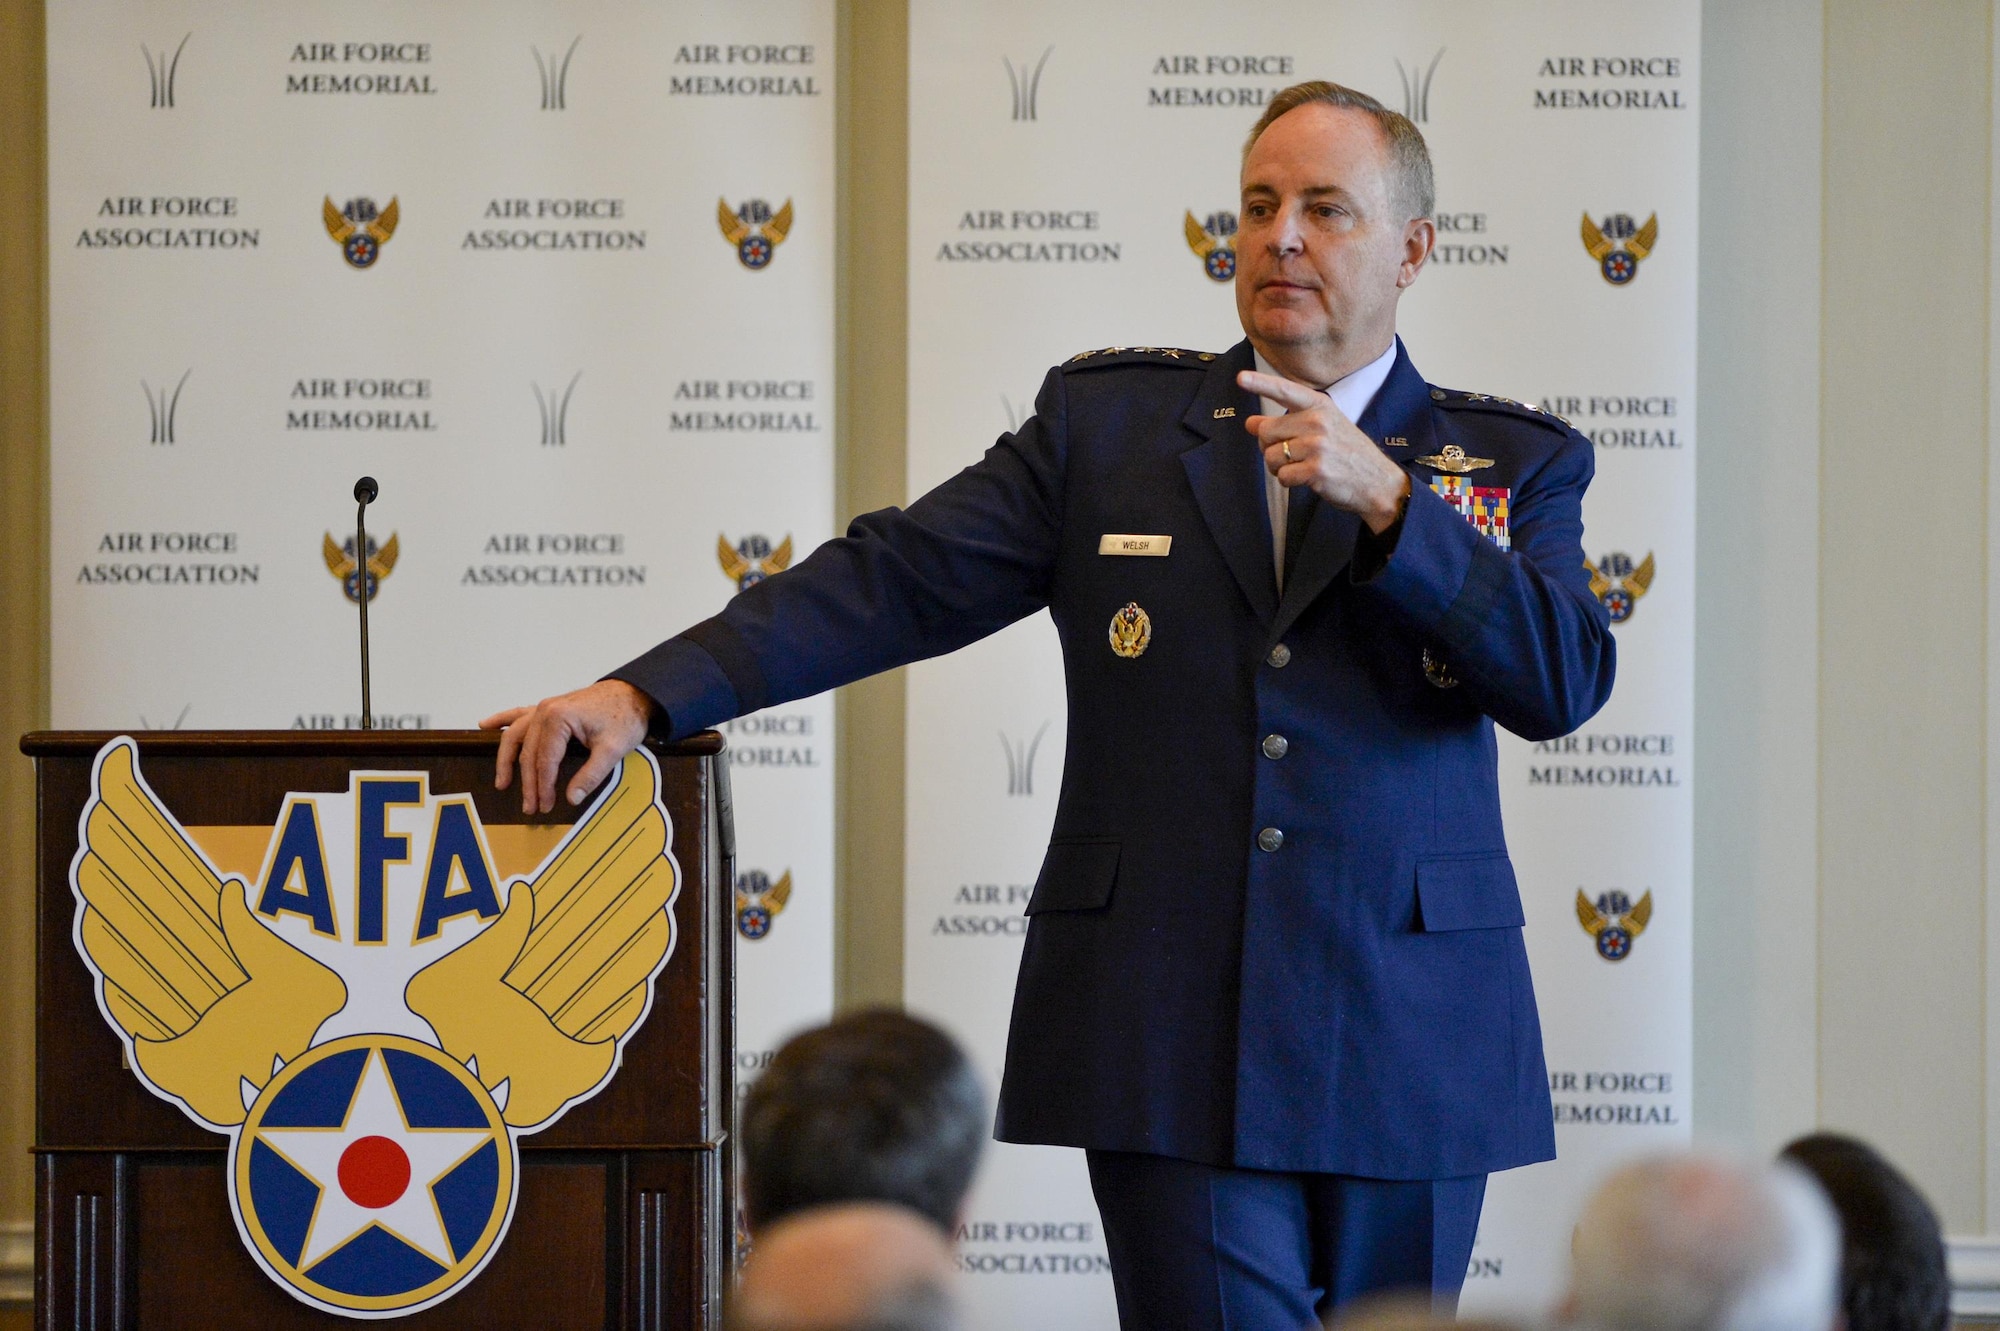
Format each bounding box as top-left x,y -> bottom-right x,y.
481,678 -> 654,815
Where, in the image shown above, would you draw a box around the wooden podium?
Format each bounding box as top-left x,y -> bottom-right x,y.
21,731 -> 735,1330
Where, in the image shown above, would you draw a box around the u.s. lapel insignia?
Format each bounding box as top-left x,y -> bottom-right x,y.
1108,602 -> 1152,658
1415,444 -> 1493,474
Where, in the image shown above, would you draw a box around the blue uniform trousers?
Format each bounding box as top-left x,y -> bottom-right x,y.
1086,1150 -> 1486,1330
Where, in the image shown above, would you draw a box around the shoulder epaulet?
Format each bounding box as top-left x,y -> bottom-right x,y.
1063,346 -> 1217,370
1428,387 -> 1573,430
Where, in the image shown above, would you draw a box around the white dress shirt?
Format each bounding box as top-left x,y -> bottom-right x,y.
1252,339 -> 1399,590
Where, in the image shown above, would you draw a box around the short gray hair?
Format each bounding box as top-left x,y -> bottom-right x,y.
1242,80 -> 1435,220
1567,1154 -> 1841,1331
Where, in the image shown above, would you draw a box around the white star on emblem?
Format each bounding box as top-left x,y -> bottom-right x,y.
259,1048 -> 494,1273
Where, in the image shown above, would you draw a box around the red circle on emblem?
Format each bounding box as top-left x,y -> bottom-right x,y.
338,1135 -> 411,1208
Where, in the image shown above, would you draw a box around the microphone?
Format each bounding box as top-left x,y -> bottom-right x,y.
353,477 -> 378,730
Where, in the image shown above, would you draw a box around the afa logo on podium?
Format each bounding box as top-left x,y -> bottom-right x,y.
65,738 -> 682,1318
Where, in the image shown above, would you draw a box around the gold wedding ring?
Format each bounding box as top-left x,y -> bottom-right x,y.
1282,442 -> 1293,462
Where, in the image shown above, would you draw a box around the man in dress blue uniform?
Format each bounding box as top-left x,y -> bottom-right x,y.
487,81 -> 1615,1328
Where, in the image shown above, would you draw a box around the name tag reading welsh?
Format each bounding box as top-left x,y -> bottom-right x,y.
1099,534 -> 1171,556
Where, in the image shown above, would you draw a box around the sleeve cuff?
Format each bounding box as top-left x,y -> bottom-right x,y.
604,634 -> 741,743
1352,475 -> 1498,638
1350,501 -> 1409,583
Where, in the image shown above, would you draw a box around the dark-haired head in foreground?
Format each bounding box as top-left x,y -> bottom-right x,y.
1780,1133 -> 1949,1331
741,1008 -> 986,1234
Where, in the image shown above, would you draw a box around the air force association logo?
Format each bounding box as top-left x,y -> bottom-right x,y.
1183,210 -> 1237,282
324,531 -> 399,604
735,868 -> 792,940
324,196 -> 400,269
1577,888 -> 1653,961
1586,550 -> 1655,623
717,532 -> 793,592
1580,211 -> 1657,285
717,197 -> 793,270
69,739 -> 680,1316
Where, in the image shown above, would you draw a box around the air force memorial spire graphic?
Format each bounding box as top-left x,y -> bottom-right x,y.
67,737 -> 683,1317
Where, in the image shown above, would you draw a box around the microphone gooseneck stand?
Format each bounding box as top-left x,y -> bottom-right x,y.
354,476 -> 378,730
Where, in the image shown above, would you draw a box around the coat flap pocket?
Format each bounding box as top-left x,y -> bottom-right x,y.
1026,839 -> 1121,914
1416,855 -> 1524,931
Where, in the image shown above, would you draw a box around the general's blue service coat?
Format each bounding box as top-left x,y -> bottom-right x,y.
615,339 -> 1615,1180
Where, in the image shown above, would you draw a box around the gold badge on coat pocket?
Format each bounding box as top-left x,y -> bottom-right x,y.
1109,602 -> 1152,658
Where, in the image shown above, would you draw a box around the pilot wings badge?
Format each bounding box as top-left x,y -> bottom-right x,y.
1576,888 -> 1653,961
1585,550 -> 1655,623
1183,209 -> 1237,282
735,868 -> 793,940
324,531 -> 399,604
717,532 -> 793,592
68,738 -> 681,1317
1415,444 -> 1494,474
717,197 -> 793,270
323,195 -> 400,270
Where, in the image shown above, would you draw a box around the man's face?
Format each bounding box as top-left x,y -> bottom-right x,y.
1235,103 -> 1428,370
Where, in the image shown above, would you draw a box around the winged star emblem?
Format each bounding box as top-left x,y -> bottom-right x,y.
323,530 -> 399,604
1585,550 -> 1655,624
1576,888 -> 1653,961
717,531 -> 793,592
69,737 -> 681,1315
1183,209 -> 1237,282
735,868 -> 793,940
717,196 -> 794,270
1580,210 -> 1658,286
322,195 -> 400,269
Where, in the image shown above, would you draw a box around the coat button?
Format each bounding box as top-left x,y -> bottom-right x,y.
1267,644 -> 1291,668
1430,388 -> 1446,401
1261,734 -> 1289,760
1257,827 -> 1284,852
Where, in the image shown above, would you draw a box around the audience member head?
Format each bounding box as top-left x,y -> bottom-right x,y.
1327,1291 -> 1531,1331
729,1202 -> 962,1331
740,1008 -> 985,1234
1563,1152 -> 1840,1331
1779,1132 -> 1949,1331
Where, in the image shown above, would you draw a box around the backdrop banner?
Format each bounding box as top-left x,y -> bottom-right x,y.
904,4 -> 1698,1323
47,0 -> 836,1123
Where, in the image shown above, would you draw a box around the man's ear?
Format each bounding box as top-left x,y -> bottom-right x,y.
1397,217 -> 1436,288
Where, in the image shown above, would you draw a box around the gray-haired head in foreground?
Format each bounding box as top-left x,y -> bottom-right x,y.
1564,1153 -> 1840,1331
1242,80 -> 1435,221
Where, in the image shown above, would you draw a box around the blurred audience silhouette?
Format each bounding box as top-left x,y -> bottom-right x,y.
740,1008 -> 986,1235
1559,1153 -> 1839,1331
1780,1133 -> 1950,1331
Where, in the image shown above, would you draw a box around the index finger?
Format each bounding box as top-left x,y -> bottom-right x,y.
1236,369 -> 1329,413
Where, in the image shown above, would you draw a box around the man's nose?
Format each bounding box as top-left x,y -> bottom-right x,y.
1268,207 -> 1305,254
